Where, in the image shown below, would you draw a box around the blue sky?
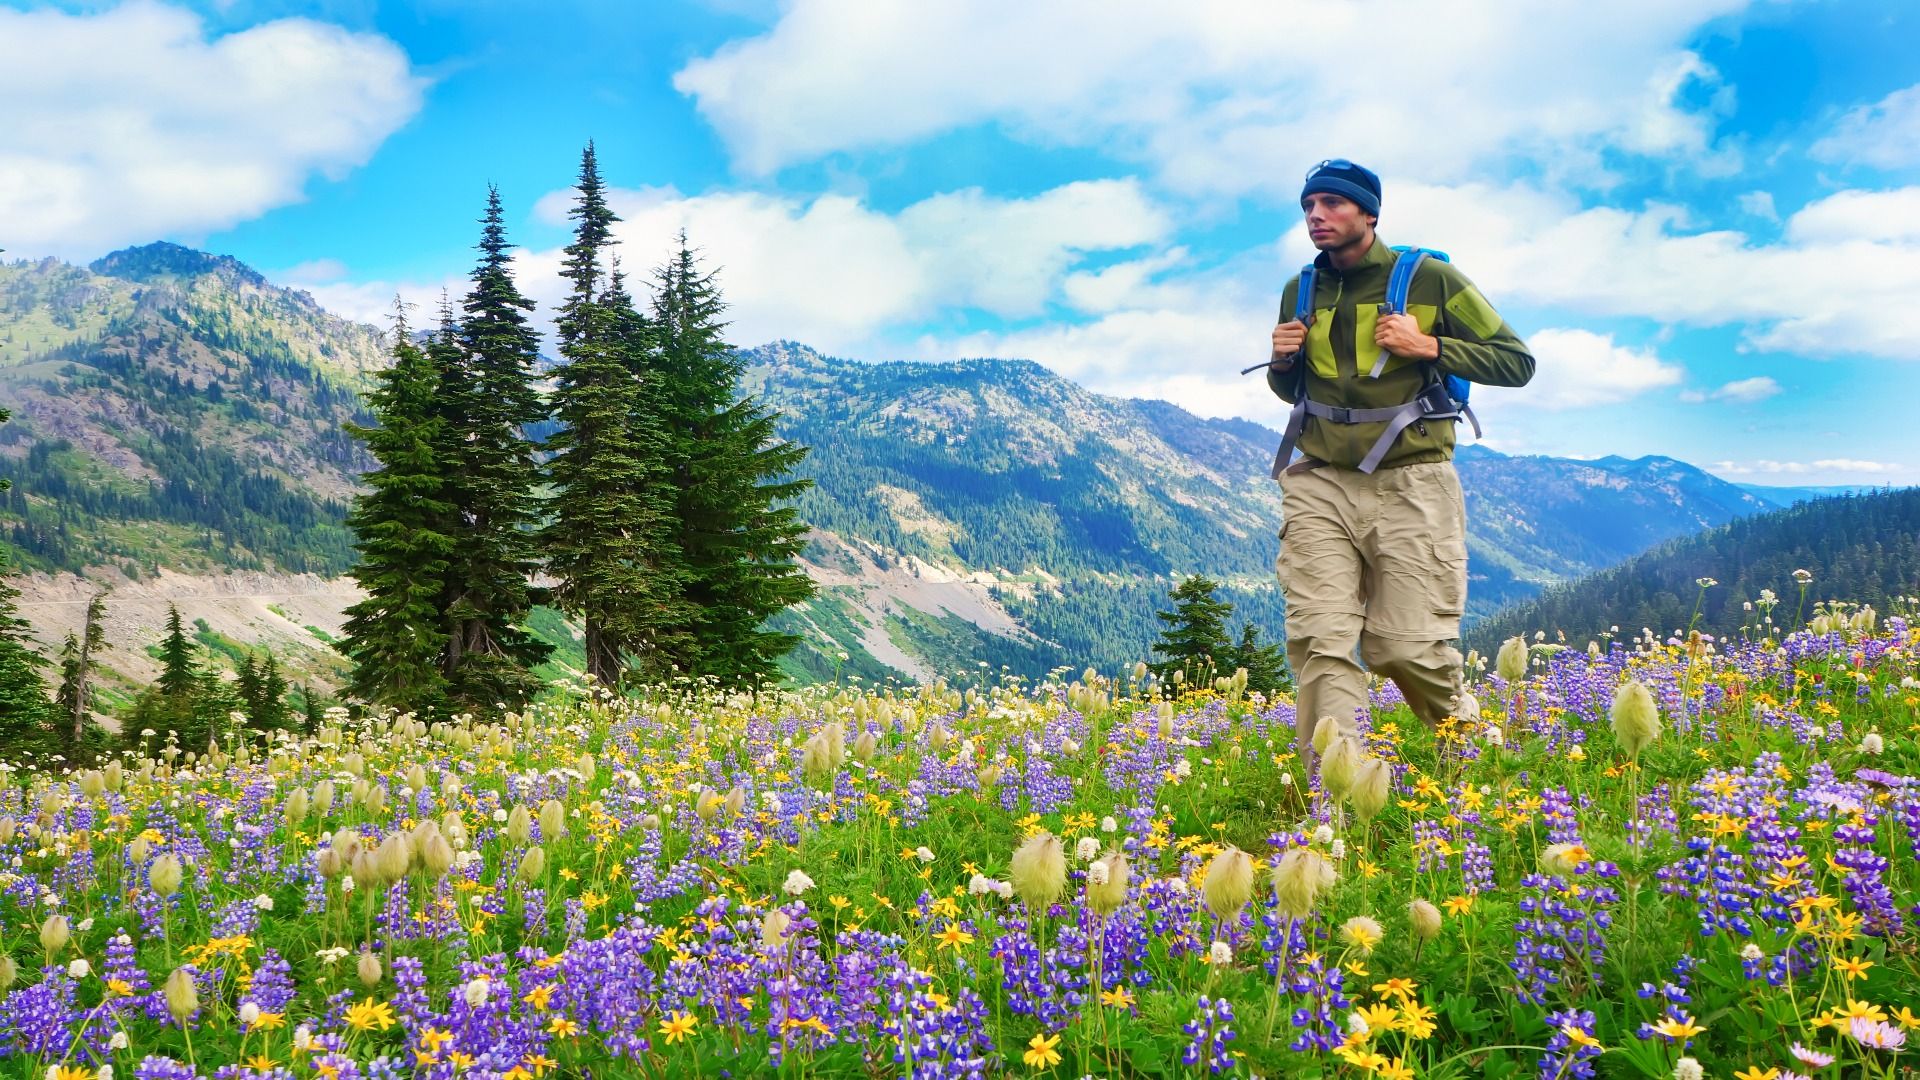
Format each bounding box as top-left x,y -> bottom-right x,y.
3,0 -> 1919,485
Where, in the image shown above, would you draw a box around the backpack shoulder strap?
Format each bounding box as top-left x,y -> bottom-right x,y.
1367,247 -> 1433,378
1294,264 -> 1317,324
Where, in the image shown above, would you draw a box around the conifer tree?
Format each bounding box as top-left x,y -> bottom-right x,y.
155,603 -> 198,701
0,553 -> 52,754
1150,575 -> 1235,687
650,236 -> 814,685
235,651 -> 262,724
339,305 -> 455,716
298,683 -> 324,736
1230,621 -> 1291,695
542,144 -> 680,686
54,591 -> 108,754
443,185 -> 553,707
256,652 -> 289,732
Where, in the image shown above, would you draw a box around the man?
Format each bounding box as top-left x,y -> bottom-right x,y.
1266,159 -> 1535,763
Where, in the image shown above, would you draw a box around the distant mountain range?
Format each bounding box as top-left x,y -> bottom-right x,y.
1469,485 -> 1920,652
0,244 -> 1879,686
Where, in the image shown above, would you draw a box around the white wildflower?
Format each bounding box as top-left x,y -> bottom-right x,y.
1208,941 -> 1233,966
1075,837 -> 1102,862
783,869 -> 815,896
463,976 -> 490,1007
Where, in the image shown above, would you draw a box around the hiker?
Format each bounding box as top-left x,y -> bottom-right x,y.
1264,159 -> 1535,765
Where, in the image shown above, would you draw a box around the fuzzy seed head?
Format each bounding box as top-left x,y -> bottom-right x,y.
517,846 -> 546,883
1271,848 -> 1338,920
1496,636 -> 1529,682
506,805 -> 533,845
538,799 -> 566,840
164,967 -> 198,1023
1087,851 -> 1130,915
1609,679 -> 1662,758
760,909 -> 791,951
39,914 -> 70,954
357,950 -> 382,986
1407,898 -> 1442,941
1201,846 -> 1255,918
1311,716 -> 1342,755
1319,736 -> 1363,799
149,854 -> 183,898
1009,831 -> 1068,911
1350,757 -> 1392,823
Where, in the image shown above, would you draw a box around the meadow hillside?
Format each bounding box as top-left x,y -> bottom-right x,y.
0,602 -> 1913,1077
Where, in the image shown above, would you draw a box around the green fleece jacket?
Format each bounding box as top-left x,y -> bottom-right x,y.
1267,235 -> 1535,471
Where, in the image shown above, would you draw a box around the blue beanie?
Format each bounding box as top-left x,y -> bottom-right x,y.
1301,159 -> 1381,218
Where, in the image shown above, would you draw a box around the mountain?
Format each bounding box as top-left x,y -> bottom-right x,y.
1467,486 -> 1920,652
741,342 -> 1783,669
0,242 -> 384,576
1737,482 -> 1905,508
0,245 -> 1806,688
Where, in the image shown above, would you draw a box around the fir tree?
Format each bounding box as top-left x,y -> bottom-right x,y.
1230,621 -> 1291,695
542,144 -> 681,686
650,236 -> 815,686
1149,575 -> 1235,687
256,652 -> 289,732
299,683 -> 324,736
235,651 -> 263,725
339,304 -> 455,717
155,603 -> 198,701
54,590 -> 108,754
444,185 -> 553,708
0,553 -> 53,755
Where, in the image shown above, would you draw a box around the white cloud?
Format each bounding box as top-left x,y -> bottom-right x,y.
1679,375 -> 1780,404
1711,458 -> 1906,475
1511,328 -> 1684,410
1811,83 -> 1920,170
512,179 -> 1170,354
0,1 -> 424,258
675,0 -> 1750,192
1735,191 -> 1777,221
1374,181 -> 1920,361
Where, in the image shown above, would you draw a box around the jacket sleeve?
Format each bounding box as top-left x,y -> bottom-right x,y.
1266,276 -> 1306,403
1431,263 -> 1535,388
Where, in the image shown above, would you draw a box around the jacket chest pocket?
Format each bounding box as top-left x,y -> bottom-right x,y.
1307,307 -> 1340,379
1357,303 -> 1442,378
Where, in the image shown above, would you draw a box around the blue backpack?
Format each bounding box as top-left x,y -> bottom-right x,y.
1272,245 -> 1482,477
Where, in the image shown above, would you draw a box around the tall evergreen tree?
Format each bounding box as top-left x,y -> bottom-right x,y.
1230,621 -> 1291,695
0,553 -> 52,754
650,236 -> 815,685
54,590 -> 108,754
256,652 -> 289,732
442,185 -> 553,707
542,144 -> 681,686
1150,575 -> 1235,687
339,305 -> 455,716
155,603 -> 199,701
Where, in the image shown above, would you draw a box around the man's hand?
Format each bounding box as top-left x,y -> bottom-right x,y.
1374,312 -> 1439,360
1271,320 -> 1307,367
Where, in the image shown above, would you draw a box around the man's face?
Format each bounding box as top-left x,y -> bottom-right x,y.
1302,193 -> 1375,251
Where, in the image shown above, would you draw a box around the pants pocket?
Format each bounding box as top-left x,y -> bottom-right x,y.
1431,537 -> 1468,621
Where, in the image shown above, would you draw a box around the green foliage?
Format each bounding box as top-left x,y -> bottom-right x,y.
1471,487 -> 1920,652
649,238 -> 815,687
1149,574 -> 1235,686
338,312 -> 454,717
542,145 -> 687,687
0,550 -> 53,756
436,189 -> 555,710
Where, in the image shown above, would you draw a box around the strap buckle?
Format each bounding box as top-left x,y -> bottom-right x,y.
1325,406 -> 1354,424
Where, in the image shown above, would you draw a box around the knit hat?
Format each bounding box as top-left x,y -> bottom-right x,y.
1301,159 -> 1381,218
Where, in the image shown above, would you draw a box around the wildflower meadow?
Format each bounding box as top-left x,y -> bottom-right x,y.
3,596 -> 1918,1079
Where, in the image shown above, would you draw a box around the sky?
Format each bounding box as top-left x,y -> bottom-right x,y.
3,0 -> 1919,486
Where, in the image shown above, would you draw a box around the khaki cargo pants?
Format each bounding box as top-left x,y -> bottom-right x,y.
1275,460 -> 1468,758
